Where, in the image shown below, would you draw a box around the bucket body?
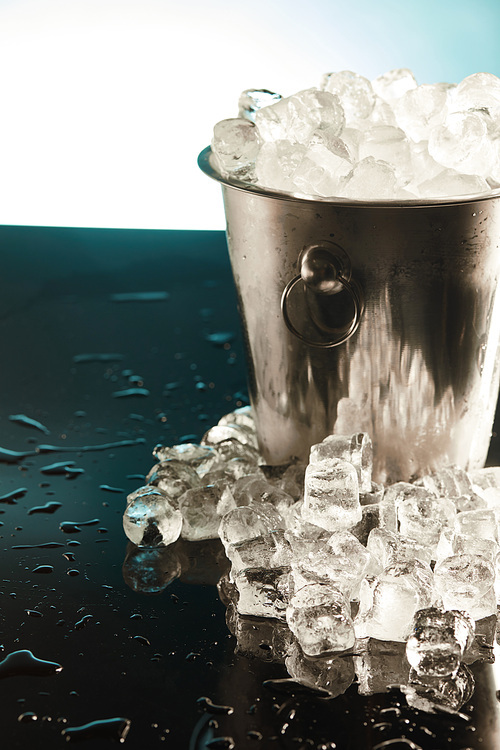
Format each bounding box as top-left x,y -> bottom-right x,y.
199,147 -> 500,483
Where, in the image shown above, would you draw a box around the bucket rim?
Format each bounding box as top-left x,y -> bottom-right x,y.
198,145 -> 500,209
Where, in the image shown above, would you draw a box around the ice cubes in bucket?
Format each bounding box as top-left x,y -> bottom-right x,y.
209,68 -> 500,200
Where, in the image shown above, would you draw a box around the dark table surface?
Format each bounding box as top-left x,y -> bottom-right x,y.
1,225 -> 500,750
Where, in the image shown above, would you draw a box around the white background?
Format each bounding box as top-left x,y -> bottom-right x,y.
0,0 -> 498,229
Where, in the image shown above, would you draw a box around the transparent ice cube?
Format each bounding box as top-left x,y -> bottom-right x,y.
234,565 -> 291,619
254,139 -> 307,192
202,422 -> 258,449
228,530 -> 292,576
371,68 -> 418,104
145,459 -> 200,507
232,612 -> 292,662
417,168 -> 490,198
357,125 -> 412,183
286,583 -> 355,656
449,71 -> 500,137
219,504 -> 285,551
211,117 -> 261,180
454,508 -> 498,542
152,442 -> 220,477
395,486 -> 456,550
178,484 -> 231,542
434,553 -> 496,619
403,663 -> 475,712
339,157 -> 400,200
123,486 -> 183,547
218,405 -> 256,432
354,638 -> 409,696
320,70 -> 375,122
394,82 -> 451,142
302,458 -> 361,531
366,527 -> 433,575
238,89 -> 282,122
310,433 -> 373,494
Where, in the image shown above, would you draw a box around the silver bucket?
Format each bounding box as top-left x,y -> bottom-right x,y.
199,146 -> 500,483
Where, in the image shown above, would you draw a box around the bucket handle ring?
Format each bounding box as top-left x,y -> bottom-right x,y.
281,244 -> 363,348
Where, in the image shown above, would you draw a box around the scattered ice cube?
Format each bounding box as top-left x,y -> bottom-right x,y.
286,583 -> 355,656
302,458 -> 362,531
152,442 -> 220,477
406,607 -> 474,677
219,504 -> 285,551
145,459 -> 200,506
454,508 -> 498,542
123,486 -> 183,547
234,565 -> 291,619
202,422 -> 258,449
434,553 -> 496,619
179,484 -> 231,541
310,433 -> 373,494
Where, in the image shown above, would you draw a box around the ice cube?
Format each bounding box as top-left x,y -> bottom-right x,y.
357,125 -> 412,183
417,168 -> 490,198
292,143 -> 351,197
254,140 -> 307,192
469,465 -> 500,490
286,583 -> 355,656
230,475 -> 294,514
238,89 -> 282,122
395,486 -> 456,550
310,433 -> 373,494
349,503 -> 381,546
320,70 -> 375,122
355,559 -> 434,642
219,504 -> 285,551
339,157 -> 400,200
302,458 -> 362,531
123,486 -> 183,547
178,484 -> 232,542
234,565 -> 291,619
454,508 -> 498,542
211,117 -> 261,180
145,459 -> 200,506
428,110 -> 496,177
406,607 -> 474,678
202,422 -> 258,449
366,528 -> 433,575
285,639 -> 355,697
434,553 -> 496,619
228,530 -> 292,576
394,83 -> 452,142
372,68 -> 418,104
255,88 -> 345,145
218,405 -> 256,433
448,71 -> 500,137
152,442 -> 220,477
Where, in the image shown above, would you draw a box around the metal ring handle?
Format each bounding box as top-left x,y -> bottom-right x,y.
281,273 -> 362,348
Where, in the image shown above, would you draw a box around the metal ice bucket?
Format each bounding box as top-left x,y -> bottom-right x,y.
199,146 -> 500,483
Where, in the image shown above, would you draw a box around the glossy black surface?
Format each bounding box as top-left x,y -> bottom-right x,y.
0,226 -> 499,749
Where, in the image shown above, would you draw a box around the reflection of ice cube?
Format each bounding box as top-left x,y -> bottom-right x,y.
403,663 -> 475,712
406,607 -> 474,678
353,638 -> 409,695
285,639 -> 355,697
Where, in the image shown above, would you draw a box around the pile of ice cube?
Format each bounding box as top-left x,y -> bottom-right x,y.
210,69 -> 500,200
123,406 -> 500,708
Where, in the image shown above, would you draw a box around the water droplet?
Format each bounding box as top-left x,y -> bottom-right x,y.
59,519 -> 100,533
25,610 -> 43,618
0,488 -> 28,504
67,569 -> 80,577
61,717 -> 131,743
205,737 -> 235,749
196,697 -> 234,715
132,635 -> 150,646
99,485 -> 124,493
110,291 -> 169,302
74,614 -> 93,629
18,711 -> 37,722
9,414 -> 50,435
28,501 -> 62,515
0,650 -> 62,678
32,565 -> 54,575
112,388 -> 150,398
